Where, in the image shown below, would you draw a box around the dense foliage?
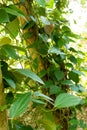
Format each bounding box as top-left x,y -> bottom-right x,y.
0,0 -> 87,130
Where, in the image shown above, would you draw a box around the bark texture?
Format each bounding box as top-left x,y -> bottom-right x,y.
0,68 -> 9,130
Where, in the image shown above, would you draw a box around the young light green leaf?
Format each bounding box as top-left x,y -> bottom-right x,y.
10,92 -> 31,118
16,69 -> 44,84
35,0 -> 46,7
46,0 -> 54,8
5,18 -> 19,38
0,37 -> 11,46
54,93 -> 81,108
4,77 -> 16,89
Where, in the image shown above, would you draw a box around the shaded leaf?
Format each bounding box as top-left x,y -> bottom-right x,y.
55,70 -> 64,81
40,110 -> 56,130
69,55 -> 77,64
32,99 -> 45,104
0,9 -> 9,23
4,5 -> 25,18
4,77 -> 16,89
2,44 -> 19,59
50,85 -> 61,95
10,92 -> 31,118
61,80 -> 73,85
68,71 -> 79,83
34,92 -> 53,101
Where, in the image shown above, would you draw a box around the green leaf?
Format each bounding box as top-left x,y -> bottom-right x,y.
65,63 -> 73,68
54,93 -> 81,108
46,0 -> 54,8
40,110 -> 56,130
68,71 -> 79,83
69,118 -> 78,130
23,32 -> 33,40
48,47 -> 65,55
41,16 -> 50,25
2,44 -> 19,59
32,99 -> 45,104
10,92 -> 31,118
4,5 -> 25,18
50,85 -> 61,95
5,18 -> 19,38
16,69 -> 44,84
79,120 -> 87,129
4,77 -> 16,89
55,70 -> 64,81
61,80 -> 73,85
70,85 -> 79,92
34,92 -> 53,102
69,55 -> 77,64
9,120 -> 33,130
62,26 -> 71,33
72,69 -> 85,76
0,37 -> 11,46
35,0 -> 46,7
0,9 -> 9,23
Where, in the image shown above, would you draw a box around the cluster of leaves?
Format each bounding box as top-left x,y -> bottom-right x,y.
0,0 -> 87,130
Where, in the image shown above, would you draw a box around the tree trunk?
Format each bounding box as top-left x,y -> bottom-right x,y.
0,68 -> 9,130
14,1 -> 69,130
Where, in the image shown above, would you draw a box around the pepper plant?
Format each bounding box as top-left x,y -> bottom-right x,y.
0,0 -> 87,130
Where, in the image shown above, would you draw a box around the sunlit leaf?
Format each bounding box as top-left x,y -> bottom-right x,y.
5,18 -> 19,38
46,0 -> 54,8
16,69 -> 44,84
0,37 -> 11,46
72,69 -> 85,76
35,0 -> 46,7
41,16 -> 50,25
48,47 -> 65,55
54,93 -> 81,108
